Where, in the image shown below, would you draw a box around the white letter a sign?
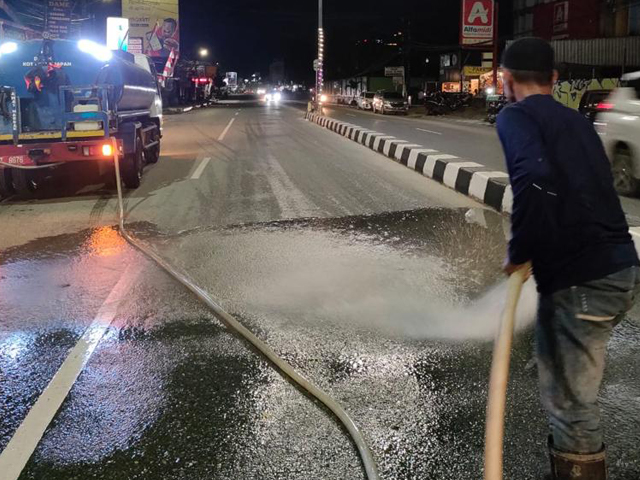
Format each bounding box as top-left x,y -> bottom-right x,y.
468,2 -> 489,24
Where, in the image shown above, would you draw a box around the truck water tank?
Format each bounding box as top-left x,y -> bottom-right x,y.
0,39 -> 157,115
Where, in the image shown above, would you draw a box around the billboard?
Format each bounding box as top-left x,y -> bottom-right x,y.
460,0 -> 495,47
122,0 -> 180,57
225,72 -> 238,87
45,0 -> 72,39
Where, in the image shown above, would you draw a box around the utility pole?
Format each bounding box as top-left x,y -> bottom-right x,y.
492,0 -> 499,90
403,18 -> 411,99
316,0 -> 324,104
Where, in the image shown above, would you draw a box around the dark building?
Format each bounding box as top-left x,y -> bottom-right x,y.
269,59 -> 285,85
512,0 -> 640,77
513,0 -> 640,40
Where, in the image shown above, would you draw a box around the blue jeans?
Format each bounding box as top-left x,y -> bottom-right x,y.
536,266 -> 640,454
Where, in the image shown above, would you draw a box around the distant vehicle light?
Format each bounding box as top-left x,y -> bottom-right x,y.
274,92 -> 282,102
597,102 -> 614,110
486,87 -> 496,95
0,42 -> 18,55
257,88 -> 266,95
77,39 -> 113,62
265,93 -> 273,102
320,94 -> 328,103
102,143 -> 114,157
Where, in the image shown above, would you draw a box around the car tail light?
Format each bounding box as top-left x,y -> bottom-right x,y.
597,102 -> 614,110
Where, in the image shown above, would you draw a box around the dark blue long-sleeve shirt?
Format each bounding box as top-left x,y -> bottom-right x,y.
497,94 -> 638,294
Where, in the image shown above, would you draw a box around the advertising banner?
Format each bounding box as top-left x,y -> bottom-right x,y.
460,0 -> 495,47
122,0 -> 180,58
45,0 -> 72,39
225,72 -> 238,87
384,66 -> 405,77
553,1 -> 569,36
106,17 -> 130,51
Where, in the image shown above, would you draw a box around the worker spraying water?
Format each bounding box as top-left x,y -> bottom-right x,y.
490,38 -> 640,479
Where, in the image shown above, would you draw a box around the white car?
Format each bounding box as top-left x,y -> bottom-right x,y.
596,72 -> 640,196
357,92 -> 375,110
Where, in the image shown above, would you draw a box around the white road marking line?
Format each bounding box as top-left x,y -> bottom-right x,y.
416,128 -> 442,135
0,264 -> 140,480
190,157 -> 212,180
218,117 -> 236,141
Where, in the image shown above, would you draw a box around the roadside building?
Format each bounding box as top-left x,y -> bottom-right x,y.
512,0 -> 640,108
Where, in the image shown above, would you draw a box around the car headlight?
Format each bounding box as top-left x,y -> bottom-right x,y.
274,92 -> 282,102
264,94 -> 272,102
384,102 -> 392,107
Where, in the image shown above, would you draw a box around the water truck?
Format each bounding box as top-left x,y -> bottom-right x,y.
0,38 -> 163,196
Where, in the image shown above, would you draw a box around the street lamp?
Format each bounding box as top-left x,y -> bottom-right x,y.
199,48 -> 209,58
316,0 -> 324,105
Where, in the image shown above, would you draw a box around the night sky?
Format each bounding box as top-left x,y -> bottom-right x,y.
9,0 -> 512,83
179,0 -> 513,83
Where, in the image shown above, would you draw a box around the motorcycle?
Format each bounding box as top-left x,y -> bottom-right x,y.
486,96 -> 507,124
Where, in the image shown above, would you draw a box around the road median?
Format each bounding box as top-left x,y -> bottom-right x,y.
305,111 -> 513,214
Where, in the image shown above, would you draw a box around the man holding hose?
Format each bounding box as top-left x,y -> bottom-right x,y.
497,38 -> 640,479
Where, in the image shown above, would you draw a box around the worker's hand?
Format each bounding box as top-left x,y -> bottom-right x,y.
503,258 -> 532,281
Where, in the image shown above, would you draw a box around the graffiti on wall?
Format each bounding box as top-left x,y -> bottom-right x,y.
553,78 -> 620,110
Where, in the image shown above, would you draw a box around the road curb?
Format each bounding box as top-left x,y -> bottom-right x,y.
305,111 -> 512,214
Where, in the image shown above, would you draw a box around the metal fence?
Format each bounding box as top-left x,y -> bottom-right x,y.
550,36 -> 640,67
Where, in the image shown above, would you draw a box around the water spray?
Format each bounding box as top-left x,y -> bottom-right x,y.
111,146 -> 380,480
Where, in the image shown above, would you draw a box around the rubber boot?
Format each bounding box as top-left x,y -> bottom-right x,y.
549,441 -> 608,480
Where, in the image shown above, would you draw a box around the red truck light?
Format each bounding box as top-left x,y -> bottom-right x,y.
102,144 -> 113,157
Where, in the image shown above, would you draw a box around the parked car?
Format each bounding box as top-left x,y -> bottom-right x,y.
579,89 -> 611,123
357,92 -> 375,110
372,91 -> 409,115
595,72 -> 640,196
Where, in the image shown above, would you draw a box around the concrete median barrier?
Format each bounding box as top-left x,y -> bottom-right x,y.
305,111 -> 513,214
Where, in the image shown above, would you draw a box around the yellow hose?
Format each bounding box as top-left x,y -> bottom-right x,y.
112,149 -> 380,480
484,264 -> 531,480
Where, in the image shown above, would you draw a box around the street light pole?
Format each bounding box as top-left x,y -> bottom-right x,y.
492,0 -> 499,90
317,0 -> 324,104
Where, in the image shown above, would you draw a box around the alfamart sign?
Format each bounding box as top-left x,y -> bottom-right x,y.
460,0 -> 495,47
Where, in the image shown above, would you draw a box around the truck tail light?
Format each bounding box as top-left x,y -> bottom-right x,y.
102,144 -> 113,157
597,102 -> 614,111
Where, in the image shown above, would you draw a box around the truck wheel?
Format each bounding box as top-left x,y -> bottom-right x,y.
145,143 -> 160,164
144,124 -> 161,164
0,168 -> 15,197
612,146 -> 638,197
12,169 -> 38,195
122,133 -> 144,189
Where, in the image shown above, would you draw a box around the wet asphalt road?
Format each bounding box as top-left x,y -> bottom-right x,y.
320,104 -> 640,221
1,103 -> 639,480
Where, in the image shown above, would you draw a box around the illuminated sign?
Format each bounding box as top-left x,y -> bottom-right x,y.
106,17 -> 130,51
122,0 -> 179,58
460,0 -> 495,47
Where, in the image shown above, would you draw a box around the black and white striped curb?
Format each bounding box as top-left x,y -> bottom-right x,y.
305,111 -> 513,214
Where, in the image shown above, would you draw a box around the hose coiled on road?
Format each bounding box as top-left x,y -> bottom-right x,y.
112,151 -> 380,480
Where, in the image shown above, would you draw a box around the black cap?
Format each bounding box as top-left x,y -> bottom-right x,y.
502,37 -> 555,72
